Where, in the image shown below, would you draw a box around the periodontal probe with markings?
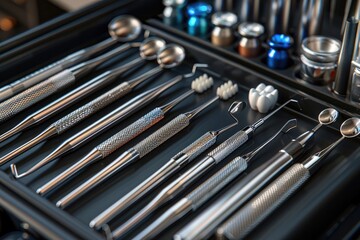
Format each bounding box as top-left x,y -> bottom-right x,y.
0,37 -> 166,144
99,99 -> 300,238
36,73 -> 213,196
89,100 -> 245,230
56,80 -> 239,209
134,119 -> 297,240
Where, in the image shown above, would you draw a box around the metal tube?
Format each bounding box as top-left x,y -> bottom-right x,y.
333,17 -> 359,95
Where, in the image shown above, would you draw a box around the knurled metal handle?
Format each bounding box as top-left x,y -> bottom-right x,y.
173,132 -> 217,163
0,62 -> 65,102
96,108 -> 165,158
134,114 -> 190,158
218,163 -> 310,240
208,130 -> 249,164
187,157 -> 248,210
0,69 -> 76,122
51,82 -> 131,134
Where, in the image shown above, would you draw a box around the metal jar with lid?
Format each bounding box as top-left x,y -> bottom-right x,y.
237,22 -> 264,58
300,36 -> 341,85
211,12 -> 238,46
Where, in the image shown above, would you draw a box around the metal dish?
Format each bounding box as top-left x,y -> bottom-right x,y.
301,36 -> 341,63
300,54 -> 337,85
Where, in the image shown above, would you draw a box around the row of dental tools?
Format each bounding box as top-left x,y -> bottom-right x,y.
174,108 -> 340,240
56,79 -> 239,208
1,11 -> 358,240
0,15 -> 141,102
0,39 -> 184,167
8,43 -> 187,179
0,16 -> 148,123
135,118 -> 297,240
90,99 -> 300,238
37,72 -> 214,195
0,36 -> 165,143
217,117 -> 360,240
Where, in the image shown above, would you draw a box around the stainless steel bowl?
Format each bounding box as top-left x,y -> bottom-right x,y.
300,54 -> 337,85
301,36 -> 341,63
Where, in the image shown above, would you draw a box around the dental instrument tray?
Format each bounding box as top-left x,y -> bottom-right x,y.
0,1 -> 359,240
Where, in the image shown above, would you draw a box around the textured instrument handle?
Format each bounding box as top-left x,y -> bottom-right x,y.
172,132 -> 217,163
218,163 -> 310,240
96,108 -> 165,158
208,130 -> 249,164
187,157 -> 248,210
0,69 -> 76,122
52,82 -> 131,134
0,62 -> 65,101
134,114 -> 190,158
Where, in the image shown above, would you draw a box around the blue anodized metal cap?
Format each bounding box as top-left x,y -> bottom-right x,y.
186,2 -> 212,36
267,34 -> 294,69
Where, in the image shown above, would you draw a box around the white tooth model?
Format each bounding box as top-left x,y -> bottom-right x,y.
191,74 -> 214,93
216,80 -> 238,100
248,83 -> 278,113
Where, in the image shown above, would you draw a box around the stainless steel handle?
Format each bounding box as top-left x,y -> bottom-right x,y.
90,132 -> 218,229
187,157 -> 248,210
0,62 -> 65,102
51,82 -> 131,134
96,108 -> 165,158
173,132 -> 217,164
174,151 -> 294,240
208,130 -> 249,163
133,114 -> 190,158
217,163 -> 310,240
0,69 -> 76,122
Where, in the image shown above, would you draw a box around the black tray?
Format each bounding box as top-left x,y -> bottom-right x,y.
0,1 -> 359,240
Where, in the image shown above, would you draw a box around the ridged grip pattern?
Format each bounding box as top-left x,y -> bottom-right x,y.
0,62 -> 65,102
96,108 -> 165,158
208,131 -> 248,164
219,163 -> 310,240
173,132 -> 217,163
51,82 -> 131,134
134,114 -> 190,158
0,69 -> 75,122
187,157 -> 248,210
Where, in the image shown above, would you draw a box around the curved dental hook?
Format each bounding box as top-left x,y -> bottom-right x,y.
243,118 -> 297,161
212,101 -> 246,135
183,63 -> 209,78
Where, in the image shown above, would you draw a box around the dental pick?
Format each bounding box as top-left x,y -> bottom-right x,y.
89,101 -> 245,230
9,49 -> 187,179
36,73 -> 213,195
56,80 -> 238,209
108,99 -> 300,238
1,44 -> 184,167
0,37 -> 165,144
175,108 -> 339,240
134,119 -> 296,239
